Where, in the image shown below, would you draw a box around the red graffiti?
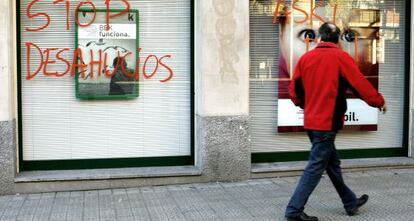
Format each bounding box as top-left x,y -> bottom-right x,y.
26,0 -> 130,31
26,0 -> 51,32
25,42 -> 173,82
74,1 -> 97,28
88,49 -> 104,79
310,0 -> 326,26
143,55 -> 159,79
159,55 -> 174,83
273,0 -> 337,25
292,0 -> 308,23
105,0 -> 130,31
53,0 -> 70,30
24,0 -> 175,83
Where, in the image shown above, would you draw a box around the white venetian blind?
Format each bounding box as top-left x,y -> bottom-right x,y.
20,0 -> 191,160
249,0 -> 407,153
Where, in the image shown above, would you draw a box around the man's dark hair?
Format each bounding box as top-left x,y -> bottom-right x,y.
318,22 -> 341,43
112,56 -> 127,68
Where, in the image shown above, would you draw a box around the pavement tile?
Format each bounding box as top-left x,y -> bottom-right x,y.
98,189 -> 113,196
125,188 -> 140,194
66,212 -> 83,221
69,191 -> 84,197
116,209 -> 134,217
17,197 -> 38,214
0,215 -> 18,221
55,192 -> 70,198
175,202 -> 204,220
161,205 -> 186,220
83,210 -> 99,220
146,206 -> 169,221
1,197 -> 25,217
32,213 -> 50,221
112,188 -> 127,195
117,216 -> 135,221
130,207 -> 151,220
16,214 -> 34,221
26,194 -> 41,200
49,212 -> 66,221
40,193 -> 55,199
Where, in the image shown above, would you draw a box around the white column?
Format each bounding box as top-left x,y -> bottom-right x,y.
196,0 -> 249,116
0,0 -> 15,122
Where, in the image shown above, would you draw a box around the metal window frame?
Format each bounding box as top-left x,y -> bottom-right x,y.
16,0 -> 195,171
250,0 -> 411,163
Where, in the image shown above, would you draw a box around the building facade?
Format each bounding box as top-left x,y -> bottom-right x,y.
0,0 -> 413,194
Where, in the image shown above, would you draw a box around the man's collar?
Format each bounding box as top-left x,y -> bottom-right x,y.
316,42 -> 339,48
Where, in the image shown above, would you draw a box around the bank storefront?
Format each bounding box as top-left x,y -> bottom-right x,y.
249,0 -> 410,163
18,0 -> 194,170
0,0 -> 412,194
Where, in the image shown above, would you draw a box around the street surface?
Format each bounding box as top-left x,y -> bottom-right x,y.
0,168 -> 413,221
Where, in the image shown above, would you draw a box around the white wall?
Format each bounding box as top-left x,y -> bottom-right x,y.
0,0 -> 15,122
196,0 -> 249,116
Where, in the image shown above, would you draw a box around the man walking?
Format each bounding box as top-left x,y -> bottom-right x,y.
284,22 -> 387,221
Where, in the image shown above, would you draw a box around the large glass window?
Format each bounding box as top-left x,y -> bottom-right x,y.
249,0 -> 408,159
19,0 -> 193,169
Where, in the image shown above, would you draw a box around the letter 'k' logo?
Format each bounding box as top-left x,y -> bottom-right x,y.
128,13 -> 134,21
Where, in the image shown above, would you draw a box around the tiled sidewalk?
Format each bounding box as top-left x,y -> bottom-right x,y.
1,168 -> 414,221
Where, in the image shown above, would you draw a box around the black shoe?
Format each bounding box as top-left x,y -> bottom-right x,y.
346,194 -> 369,216
286,212 -> 319,221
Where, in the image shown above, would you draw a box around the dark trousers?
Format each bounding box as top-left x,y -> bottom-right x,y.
285,130 -> 357,217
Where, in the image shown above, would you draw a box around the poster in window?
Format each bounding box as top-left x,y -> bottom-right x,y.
76,9 -> 139,99
275,1 -> 383,132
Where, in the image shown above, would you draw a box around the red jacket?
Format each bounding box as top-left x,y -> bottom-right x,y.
289,42 -> 385,131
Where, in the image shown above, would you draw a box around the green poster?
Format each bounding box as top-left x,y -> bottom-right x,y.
75,9 -> 139,100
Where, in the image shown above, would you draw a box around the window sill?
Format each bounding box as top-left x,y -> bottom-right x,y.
15,166 -> 201,183
252,157 -> 414,173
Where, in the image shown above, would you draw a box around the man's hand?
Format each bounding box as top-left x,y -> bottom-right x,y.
379,103 -> 387,114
